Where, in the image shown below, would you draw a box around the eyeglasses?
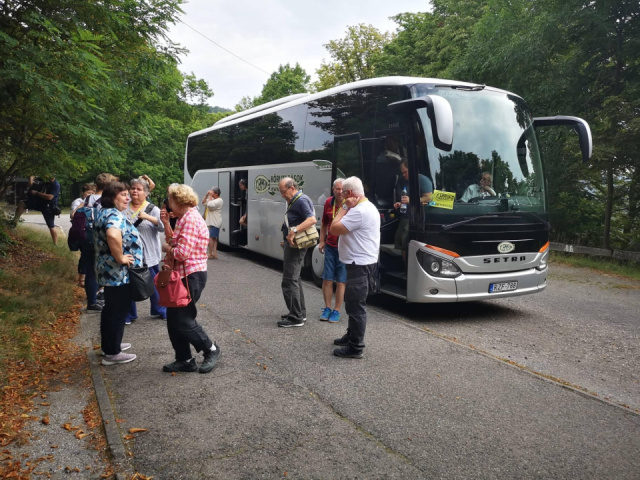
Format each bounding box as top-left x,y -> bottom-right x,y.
279,186 -> 292,194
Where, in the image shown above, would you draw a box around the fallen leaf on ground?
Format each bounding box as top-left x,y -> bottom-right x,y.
128,428 -> 148,434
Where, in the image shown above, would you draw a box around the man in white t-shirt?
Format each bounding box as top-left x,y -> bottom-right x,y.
329,176 -> 380,358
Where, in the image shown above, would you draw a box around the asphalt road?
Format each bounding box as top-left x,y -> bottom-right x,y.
92,247 -> 640,479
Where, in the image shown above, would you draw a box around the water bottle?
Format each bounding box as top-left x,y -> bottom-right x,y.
400,187 -> 407,214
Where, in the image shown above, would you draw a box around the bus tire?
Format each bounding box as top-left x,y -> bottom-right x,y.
307,245 -> 324,288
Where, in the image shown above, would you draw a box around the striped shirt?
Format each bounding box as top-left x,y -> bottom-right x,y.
171,206 -> 208,277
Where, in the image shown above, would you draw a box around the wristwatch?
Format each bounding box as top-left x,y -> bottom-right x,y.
292,227 -> 297,233
342,204 -> 348,210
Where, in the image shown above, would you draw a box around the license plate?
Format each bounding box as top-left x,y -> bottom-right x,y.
489,281 -> 518,293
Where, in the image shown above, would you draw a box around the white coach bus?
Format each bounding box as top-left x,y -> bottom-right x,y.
185,77 -> 591,302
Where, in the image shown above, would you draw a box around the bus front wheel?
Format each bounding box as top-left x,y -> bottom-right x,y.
307,245 -> 324,288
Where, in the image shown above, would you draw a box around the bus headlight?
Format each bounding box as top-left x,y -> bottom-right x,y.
417,250 -> 461,278
536,248 -> 549,271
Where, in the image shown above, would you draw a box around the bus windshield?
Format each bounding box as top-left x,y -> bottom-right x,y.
411,85 -> 546,216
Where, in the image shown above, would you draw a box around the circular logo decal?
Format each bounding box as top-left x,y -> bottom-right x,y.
254,175 -> 270,194
497,242 -> 515,254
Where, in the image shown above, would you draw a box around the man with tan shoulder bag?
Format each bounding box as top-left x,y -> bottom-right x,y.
278,177 -> 317,328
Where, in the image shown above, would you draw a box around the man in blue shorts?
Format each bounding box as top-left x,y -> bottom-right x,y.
318,178 -> 346,323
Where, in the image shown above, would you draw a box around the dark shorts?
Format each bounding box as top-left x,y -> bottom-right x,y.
322,245 -> 347,283
41,210 -> 56,228
208,226 -> 220,238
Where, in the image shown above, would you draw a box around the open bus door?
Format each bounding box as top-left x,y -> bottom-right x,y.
229,170 -> 248,247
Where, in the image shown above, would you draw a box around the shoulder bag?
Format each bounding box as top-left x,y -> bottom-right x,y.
129,264 -> 156,302
284,198 -> 319,249
154,263 -> 191,308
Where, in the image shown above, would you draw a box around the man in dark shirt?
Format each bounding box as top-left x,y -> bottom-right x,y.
11,175 -> 61,245
278,177 -> 317,328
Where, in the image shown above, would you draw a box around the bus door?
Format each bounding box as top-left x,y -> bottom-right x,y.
373,131 -> 410,295
218,171 -> 231,246
332,134 -> 363,181
229,170 -> 248,247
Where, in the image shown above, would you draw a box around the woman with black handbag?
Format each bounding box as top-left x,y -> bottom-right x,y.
94,182 -> 143,366
124,177 -> 166,323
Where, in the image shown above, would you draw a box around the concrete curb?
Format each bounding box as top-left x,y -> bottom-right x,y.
87,348 -> 133,480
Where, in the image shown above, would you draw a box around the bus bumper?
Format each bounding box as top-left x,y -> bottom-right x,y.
407,264 -> 548,303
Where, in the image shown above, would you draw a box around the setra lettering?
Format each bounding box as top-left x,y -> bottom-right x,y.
483,256 -> 527,264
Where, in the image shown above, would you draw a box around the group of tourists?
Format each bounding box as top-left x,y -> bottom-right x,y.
62,170 -> 380,374
70,174 -> 219,373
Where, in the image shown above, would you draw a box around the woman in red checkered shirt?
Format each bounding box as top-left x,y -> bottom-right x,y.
160,184 -> 220,374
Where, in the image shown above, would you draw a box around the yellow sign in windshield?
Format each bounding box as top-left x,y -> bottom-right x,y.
430,190 -> 456,209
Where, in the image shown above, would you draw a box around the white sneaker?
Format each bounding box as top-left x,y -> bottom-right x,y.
98,343 -> 131,356
101,352 -> 136,365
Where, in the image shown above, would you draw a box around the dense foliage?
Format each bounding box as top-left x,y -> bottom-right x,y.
0,0 -> 217,201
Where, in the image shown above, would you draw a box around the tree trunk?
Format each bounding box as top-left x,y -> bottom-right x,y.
603,164 -> 614,250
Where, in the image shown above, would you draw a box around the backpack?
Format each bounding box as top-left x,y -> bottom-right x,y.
67,197 -> 101,251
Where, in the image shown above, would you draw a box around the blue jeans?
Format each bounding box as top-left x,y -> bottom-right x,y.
126,264 -> 166,321
281,243 -> 307,321
81,241 -> 98,305
166,271 -> 212,361
344,263 -> 376,352
101,283 -> 132,355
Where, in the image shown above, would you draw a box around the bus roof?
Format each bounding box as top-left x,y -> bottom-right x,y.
190,76 -> 512,139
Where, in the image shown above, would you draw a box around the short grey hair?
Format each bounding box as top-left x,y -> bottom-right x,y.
211,186 -> 221,195
131,176 -> 150,194
280,177 -> 298,190
333,178 -> 345,187
342,176 -> 364,196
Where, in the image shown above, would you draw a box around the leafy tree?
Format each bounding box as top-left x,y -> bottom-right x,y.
257,63 -> 310,104
374,1 -> 486,78
313,24 -> 392,91
235,96 -> 259,112
0,0 -> 187,195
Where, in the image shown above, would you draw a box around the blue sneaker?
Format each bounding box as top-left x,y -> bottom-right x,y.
320,307 -> 331,321
328,310 -> 341,323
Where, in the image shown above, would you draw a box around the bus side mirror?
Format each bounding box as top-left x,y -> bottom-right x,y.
516,135 -> 529,177
388,95 -> 454,151
533,116 -> 592,162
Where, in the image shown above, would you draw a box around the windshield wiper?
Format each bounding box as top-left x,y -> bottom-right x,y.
441,215 -> 499,231
435,84 -> 486,91
441,212 -> 550,231
518,211 -> 550,230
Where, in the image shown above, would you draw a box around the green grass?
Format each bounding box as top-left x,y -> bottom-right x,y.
0,224 -> 78,380
551,251 -> 640,281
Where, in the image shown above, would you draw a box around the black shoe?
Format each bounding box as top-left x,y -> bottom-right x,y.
333,334 -> 349,346
200,343 -> 220,373
96,291 -> 105,301
281,314 -> 307,321
278,318 -> 305,328
163,358 -> 197,373
87,303 -> 102,312
333,346 -> 363,359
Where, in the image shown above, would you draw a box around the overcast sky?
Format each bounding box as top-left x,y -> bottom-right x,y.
166,0 -> 432,110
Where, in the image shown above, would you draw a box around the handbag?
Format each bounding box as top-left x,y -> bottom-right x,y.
284,202 -> 319,249
154,264 -> 191,308
129,265 -> 156,302
292,226 -> 319,249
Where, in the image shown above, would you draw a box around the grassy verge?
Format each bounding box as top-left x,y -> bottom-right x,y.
0,221 -> 83,445
551,251 -> 640,281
